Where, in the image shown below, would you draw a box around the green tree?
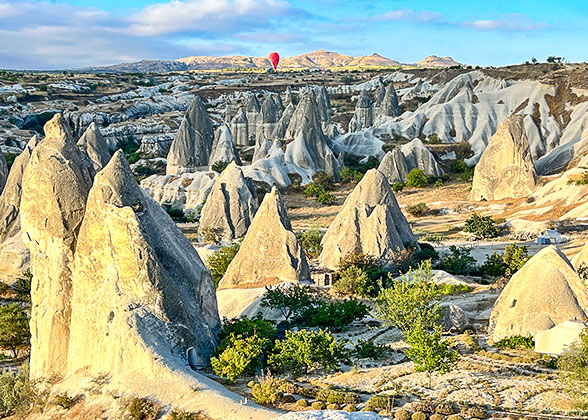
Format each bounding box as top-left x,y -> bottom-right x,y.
481,244 -> 530,278
211,334 -> 268,383
405,169 -> 429,188
558,328 -> 588,408
268,329 -> 347,374
0,305 -> 29,358
374,260 -> 442,332
211,160 -> 228,173
14,270 -> 32,303
440,246 -> 478,275
260,284 -> 322,322
333,265 -> 370,297
206,244 -> 240,288
405,324 -> 459,388
463,213 -> 500,239
297,228 -> 324,260
0,363 -> 37,417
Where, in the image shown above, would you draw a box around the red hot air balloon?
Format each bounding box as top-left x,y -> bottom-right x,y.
268,52 -> 280,71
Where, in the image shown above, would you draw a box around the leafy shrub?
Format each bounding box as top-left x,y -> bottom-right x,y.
406,324 -> 459,388
211,334 -> 268,382
304,182 -> 323,197
365,394 -> 399,411
463,213 -> 500,239
297,228 -> 324,259
354,339 -> 389,359
14,270 -> 32,302
313,172 -> 334,191
340,167 -> 363,184
449,160 -> 468,173
169,410 -> 207,420
206,244 -> 240,287
217,316 -> 276,351
250,371 -> 284,405
316,389 -> 360,405
459,166 -> 474,182
406,169 -> 429,188
428,134 -> 443,144
316,191 -> 336,205
333,265 -> 371,297
312,401 -> 326,410
260,284 -> 322,322
559,329 -> 588,407
0,364 -> 37,417
0,304 -> 30,358
392,182 -> 405,192
434,180 -> 443,188
440,246 -> 478,276
375,260 -> 441,331
296,399 -> 308,407
406,203 -> 429,217
268,329 -> 348,373
481,244 -> 530,278
435,284 -> 471,296
125,397 -> 161,420
211,161 -> 228,173
338,252 -> 384,280
200,226 -> 221,244
297,299 -> 368,330
494,335 -> 534,350
53,392 -> 78,409
165,207 -> 186,222
413,243 -> 440,263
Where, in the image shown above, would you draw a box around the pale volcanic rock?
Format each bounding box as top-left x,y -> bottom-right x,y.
319,169 -> 418,270
77,122 -> 111,172
470,115 -> 538,201
489,246 -> 588,342
535,320 -> 588,355
252,134 -> 273,163
272,102 -> 295,139
256,95 -> 281,140
245,94 -> 261,142
218,187 -> 310,289
400,138 -> 444,177
377,148 -> 409,184
198,162 -> 258,241
571,240 -> 588,273
208,124 -> 242,168
166,96 -> 214,175
140,171 -> 217,212
67,150 -> 221,377
20,114 -> 93,378
348,89 -> 373,132
377,84 -> 400,119
0,135 -> 40,283
0,152 -> 7,194
230,108 -> 249,147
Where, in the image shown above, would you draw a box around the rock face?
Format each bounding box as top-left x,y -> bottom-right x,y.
209,124 -> 242,168
535,320 -> 588,355
284,90 -> 341,181
218,187 -> 310,289
571,240 -> 588,273
167,96 -> 214,175
377,148 -> 409,183
67,150 -> 221,376
257,96 -> 280,139
0,152 -> 7,194
198,162 -> 258,241
77,122 -> 111,172
319,169 -> 418,270
470,115 -> 537,201
230,108 -> 249,147
489,246 -> 588,342
0,135 -> 40,283
245,95 -> 261,142
272,102 -> 295,139
375,84 -> 400,119
401,138 -> 444,177
348,90 -> 373,132
20,115 -> 94,378
440,305 -> 471,332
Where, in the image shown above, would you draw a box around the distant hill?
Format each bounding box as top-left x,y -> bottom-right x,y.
79,50 -> 403,73
417,55 -> 462,68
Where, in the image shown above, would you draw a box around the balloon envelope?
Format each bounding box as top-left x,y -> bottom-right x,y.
268,52 -> 280,70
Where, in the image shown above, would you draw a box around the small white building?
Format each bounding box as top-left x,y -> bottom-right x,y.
535,229 -> 569,245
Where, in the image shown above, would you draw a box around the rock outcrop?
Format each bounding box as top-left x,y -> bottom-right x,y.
400,138 -> 444,177
377,148 -> 409,184
166,96 -> 214,174
0,135 -> 40,283
77,122 -> 111,172
209,124 -> 242,168
284,90 -> 341,182
257,96 -> 280,140
470,115 -> 537,201
272,102 -> 295,139
218,187 -> 310,289
489,246 -> 588,342
230,108 -> 249,147
0,152 -> 7,194
572,240 -> 588,273
68,150 -> 221,376
348,89 -> 373,132
245,95 -> 261,142
319,169 -> 419,270
375,84 -> 400,119
20,115 -> 93,378
535,320 -> 588,355
198,162 -> 258,241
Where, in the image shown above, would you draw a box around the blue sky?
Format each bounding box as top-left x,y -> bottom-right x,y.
0,0 -> 585,69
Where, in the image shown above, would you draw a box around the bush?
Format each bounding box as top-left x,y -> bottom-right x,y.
312,401 -> 326,410
211,160 -> 228,173
200,226 -> 221,244
268,329 -> 348,374
296,299 -> 368,330
340,167 -> 363,184
344,404 -> 357,412
250,371 -> 284,405
297,228 -> 324,259
406,203 -> 429,217
406,169 -> 429,188
412,412 -> 427,420
296,399 -> 308,407
559,328 -> 588,407
449,160 -> 468,173
125,397 -> 161,420
316,389 -> 360,405
354,339 -> 389,359
14,270 -> 32,302
0,364 -> 37,417
53,392 -> 78,409
169,410 -> 205,420
333,265 -> 371,297
481,244 -> 530,278
217,316 -> 276,352
494,335 -> 534,350
338,252 -> 385,287
428,134 -> 443,144
414,243 -> 440,263
313,172 -> 334,191
463,213 -> 500,239
440,246 -> 478,276
374,260 -> 441,332
392,182 -> 405,192
304,182 -> 323,197
165,207 -> 186,222
260,284 -> 322,322
316,191 -> 336,205
365,394 -> 398,411
0,304 -> 29,358
206,244 -> 240,287
211,334 -> 268,382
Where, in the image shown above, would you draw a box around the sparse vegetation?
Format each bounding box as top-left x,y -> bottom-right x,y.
260,284 -> 322,322
558,328 -> 588,408
53,392 -> 78,409
0,304 -> 30,358
0,364 -> 37,417
250,371 -> 285,405
481,244 -> 530,278
124,397 -> 161,420
494,335 -> 535,350
211,160 -> 228,173
206,244 -> 240,287
14,270 -> 32,302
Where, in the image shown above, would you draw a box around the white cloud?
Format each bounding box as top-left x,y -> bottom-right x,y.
371,9 -> 444,23
462,15 -> 549,32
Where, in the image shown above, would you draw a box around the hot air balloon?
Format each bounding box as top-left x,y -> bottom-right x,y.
268,52 -> 280,71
